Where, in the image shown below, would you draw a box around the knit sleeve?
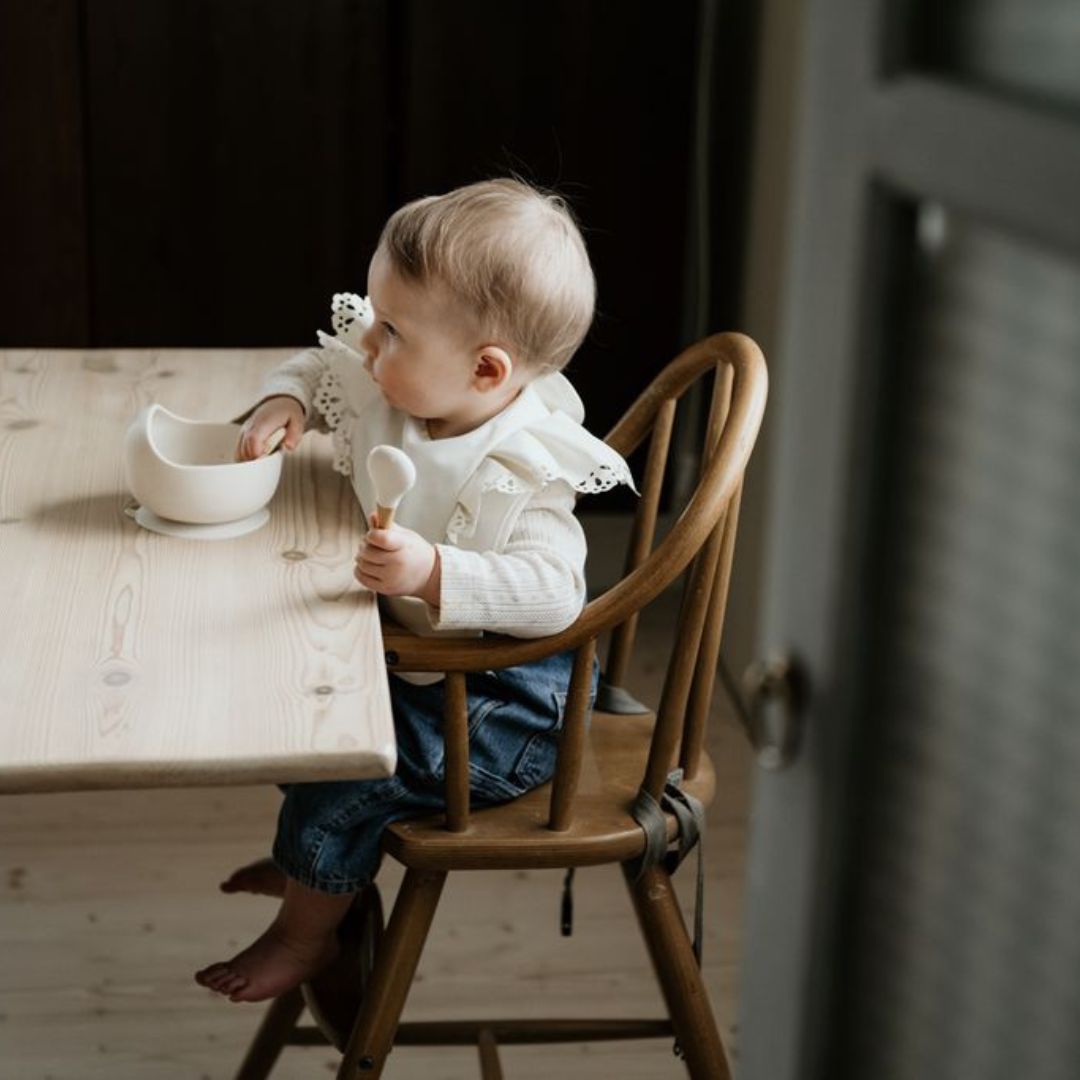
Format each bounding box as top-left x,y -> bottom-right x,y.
243,293 -> 374,433
255,347 -> 332,433
429,483 -> 587,638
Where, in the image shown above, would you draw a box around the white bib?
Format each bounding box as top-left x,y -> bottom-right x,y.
310,293 -> 637,655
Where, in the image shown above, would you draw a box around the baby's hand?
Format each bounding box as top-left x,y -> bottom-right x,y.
236,396 -> 305,461
355,515 -> 441,606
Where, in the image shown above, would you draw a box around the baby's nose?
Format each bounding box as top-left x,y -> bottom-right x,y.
359,326 -> 377,357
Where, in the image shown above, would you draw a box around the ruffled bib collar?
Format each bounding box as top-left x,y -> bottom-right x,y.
309,292 -> 637,547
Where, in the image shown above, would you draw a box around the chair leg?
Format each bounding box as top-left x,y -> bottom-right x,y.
337,868 -> 447,1078
622,862 -> 732,1080
234,985 -> 305,1080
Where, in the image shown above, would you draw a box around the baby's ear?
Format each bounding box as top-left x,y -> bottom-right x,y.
473,345 -> 514,391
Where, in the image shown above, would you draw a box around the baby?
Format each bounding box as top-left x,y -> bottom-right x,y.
195,178 -> 635,1003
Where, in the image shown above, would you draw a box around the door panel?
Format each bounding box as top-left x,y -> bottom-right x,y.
913,0 -> 1080,114
740,3 -> 1080,1078
833,207 -> 1080,1079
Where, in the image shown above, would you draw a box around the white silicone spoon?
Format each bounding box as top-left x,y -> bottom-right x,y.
366,445 -> 416,528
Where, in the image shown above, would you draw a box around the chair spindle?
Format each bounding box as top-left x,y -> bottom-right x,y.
642,513 -> 724,798
444,671 -> 470,832
680,484 -> 742,780
604,398 -> 676,689
547,638 -> 598,832
640,361 -> 735,798
703,363 -> 734,457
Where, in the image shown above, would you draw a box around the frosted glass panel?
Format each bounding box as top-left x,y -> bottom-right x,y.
834,209 -> 1080,1080
915,0 -> 1080,116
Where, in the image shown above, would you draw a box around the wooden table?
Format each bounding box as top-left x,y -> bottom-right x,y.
0,349 -> 395,794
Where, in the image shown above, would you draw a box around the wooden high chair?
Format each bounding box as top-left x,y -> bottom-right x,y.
235,332 -> 767,1079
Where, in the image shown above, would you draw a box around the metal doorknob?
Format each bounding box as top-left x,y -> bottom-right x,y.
741,654 -> 808,770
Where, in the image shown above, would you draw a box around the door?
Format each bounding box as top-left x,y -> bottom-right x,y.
740,3 -> 1080,1078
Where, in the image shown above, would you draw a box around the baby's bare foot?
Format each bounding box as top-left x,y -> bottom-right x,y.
194,923 -> 339,1003
220,858 -> 286,897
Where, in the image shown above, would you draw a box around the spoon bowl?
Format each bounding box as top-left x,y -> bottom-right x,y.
366,445 -> 416,528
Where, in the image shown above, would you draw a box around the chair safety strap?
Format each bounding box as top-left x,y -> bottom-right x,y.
628,768 -> 707,965
560,867 -> 575,936
557,770 -> 706,969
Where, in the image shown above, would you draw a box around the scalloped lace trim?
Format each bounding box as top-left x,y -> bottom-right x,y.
445,459 -> 634,541
309,295 -> 373,476
330,293 -> 371,342
312,369 -> 354,475
486,460 -> 633,495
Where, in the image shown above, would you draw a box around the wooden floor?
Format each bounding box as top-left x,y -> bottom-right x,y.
0,586 -> 754,1079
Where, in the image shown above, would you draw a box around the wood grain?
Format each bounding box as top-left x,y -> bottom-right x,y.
0,349 -> 394,793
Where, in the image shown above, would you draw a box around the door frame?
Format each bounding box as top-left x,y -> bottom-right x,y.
738,4 -> 1080,1078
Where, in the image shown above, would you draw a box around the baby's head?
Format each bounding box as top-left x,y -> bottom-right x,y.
375,178 -> 595,378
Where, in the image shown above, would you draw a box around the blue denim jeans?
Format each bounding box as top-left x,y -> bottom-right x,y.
273,649 -> 598,893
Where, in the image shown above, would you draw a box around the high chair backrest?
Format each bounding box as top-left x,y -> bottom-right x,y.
603,331 -> 763,783
380,332 -> 767,830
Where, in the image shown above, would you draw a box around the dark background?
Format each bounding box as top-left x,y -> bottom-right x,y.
0,0 -> 759,445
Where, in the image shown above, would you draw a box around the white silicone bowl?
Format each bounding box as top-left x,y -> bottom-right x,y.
124,404 -> 283,525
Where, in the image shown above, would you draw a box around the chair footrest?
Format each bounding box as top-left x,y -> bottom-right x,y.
396,1018 -> 675,1046
287,1017 -> 674,1048
285,1015 -> 673,1049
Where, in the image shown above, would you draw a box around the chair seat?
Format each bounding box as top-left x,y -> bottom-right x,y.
383,710 -> 716,871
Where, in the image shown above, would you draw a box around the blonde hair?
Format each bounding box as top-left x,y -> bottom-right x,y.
376,178 -> 595,374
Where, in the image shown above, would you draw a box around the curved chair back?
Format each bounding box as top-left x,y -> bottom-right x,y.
559,331 -> 767,815
381,332 -> 768,830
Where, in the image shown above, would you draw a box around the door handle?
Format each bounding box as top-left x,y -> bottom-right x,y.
741,654 -> 809,770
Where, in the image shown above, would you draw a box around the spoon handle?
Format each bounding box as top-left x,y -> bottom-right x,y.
260,427 -> 287,457
234,426 -> 287,462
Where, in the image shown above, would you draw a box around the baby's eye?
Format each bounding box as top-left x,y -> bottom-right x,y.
381,321 -> 398,339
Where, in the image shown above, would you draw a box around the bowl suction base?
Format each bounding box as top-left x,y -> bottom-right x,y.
133,506 -> 270,541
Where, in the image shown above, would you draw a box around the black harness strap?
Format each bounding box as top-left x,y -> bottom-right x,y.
627,768 -> 707,964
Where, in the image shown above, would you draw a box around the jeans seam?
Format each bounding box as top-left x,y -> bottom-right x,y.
322,778 -> 409,832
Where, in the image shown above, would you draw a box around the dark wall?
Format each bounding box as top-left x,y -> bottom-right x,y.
1,0 -> 757,444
